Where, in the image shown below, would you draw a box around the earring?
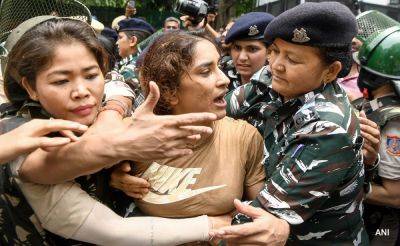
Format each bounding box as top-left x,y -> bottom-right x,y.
322,78 -> 328,88
31,95 -> 38,101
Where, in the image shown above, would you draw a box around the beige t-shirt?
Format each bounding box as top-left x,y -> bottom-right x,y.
133,117 -> 265,218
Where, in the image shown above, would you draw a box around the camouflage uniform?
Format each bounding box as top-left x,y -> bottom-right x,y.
362,95 -> 400,245
116,53 -> 145,108
0,113 -> 49,245
227,67 -> 368,245
219,55 -> 241,92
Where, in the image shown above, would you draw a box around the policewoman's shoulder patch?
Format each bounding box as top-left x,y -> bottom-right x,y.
386,135 -> 400,156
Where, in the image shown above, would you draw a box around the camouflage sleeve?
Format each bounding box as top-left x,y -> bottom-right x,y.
225,82 -> 258,119
119,64 -> 145,108
256,122 -> 359,225
120,64 -> 140,90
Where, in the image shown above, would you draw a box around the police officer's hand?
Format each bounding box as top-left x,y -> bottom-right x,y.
210,199 -> 289,246
109,162 -> 150,199
359,111 -> 380,166
110,81 -> 216,161
0,119 -> 88,164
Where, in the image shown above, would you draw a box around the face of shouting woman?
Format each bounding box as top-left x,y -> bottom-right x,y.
23,42 -> 104,126
172,39 -> 230,120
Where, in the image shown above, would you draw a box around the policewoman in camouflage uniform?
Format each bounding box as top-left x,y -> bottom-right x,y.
356,26 -> 400,245
115,18 -> 155,108
212,2 -> 368,245
219,12 -> 274,92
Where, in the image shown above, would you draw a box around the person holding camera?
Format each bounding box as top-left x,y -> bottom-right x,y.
176,0 -> 221,40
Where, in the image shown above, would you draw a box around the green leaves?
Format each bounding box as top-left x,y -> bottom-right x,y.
80,0 -> 126,7
80,0 -> 176,9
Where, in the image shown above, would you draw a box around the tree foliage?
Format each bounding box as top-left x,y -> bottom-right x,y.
80,0 -> 176,9
79,0 -> 253,13
79,0 -> 254,27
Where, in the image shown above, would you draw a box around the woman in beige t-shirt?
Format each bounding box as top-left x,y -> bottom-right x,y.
112,31 -> 266,218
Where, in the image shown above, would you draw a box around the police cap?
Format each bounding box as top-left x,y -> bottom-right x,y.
264,2 -> 357,48
116,18 -> 155,35
225,12 -> 274,44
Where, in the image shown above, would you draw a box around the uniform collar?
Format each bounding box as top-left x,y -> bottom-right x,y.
18,100 -> 52,119
252,67 -> 336,106
283,81 -> 338,107
250,66 -> 271,87
363,93 -> 399,114
249,66 -> 266,81
119,53 -> 138,66
262,80 -> 339,127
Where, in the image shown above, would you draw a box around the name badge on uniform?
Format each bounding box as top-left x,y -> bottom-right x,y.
293,105 -> 319,129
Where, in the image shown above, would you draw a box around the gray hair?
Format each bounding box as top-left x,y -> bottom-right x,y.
164,17 -> 180,26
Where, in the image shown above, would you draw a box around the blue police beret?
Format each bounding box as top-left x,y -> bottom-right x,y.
225,12 -> 274,44
264,2 -> 357,48
117,17 -> 155,35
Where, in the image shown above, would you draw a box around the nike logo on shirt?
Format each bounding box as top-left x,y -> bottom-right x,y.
140,162 -> 226,204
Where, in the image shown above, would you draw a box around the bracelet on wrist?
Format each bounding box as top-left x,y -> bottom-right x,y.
99,98 -> 131,117
365,154 -> 380,172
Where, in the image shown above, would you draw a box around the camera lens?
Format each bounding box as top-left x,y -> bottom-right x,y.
174,0 -> 186,13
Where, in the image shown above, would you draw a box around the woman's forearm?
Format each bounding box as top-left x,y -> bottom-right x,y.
74,202 -> 209,246
366,181 -> 400,208
0,132 -> 25,164
19,132 -> 120,184
16,179 -> 209,245
205,23 -> 220,39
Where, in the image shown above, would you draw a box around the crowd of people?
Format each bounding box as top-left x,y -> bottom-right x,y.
0,0 -> 399,245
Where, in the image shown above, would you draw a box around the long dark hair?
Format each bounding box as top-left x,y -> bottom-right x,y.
5,18 -> 108,104
140,30 -> 218,115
